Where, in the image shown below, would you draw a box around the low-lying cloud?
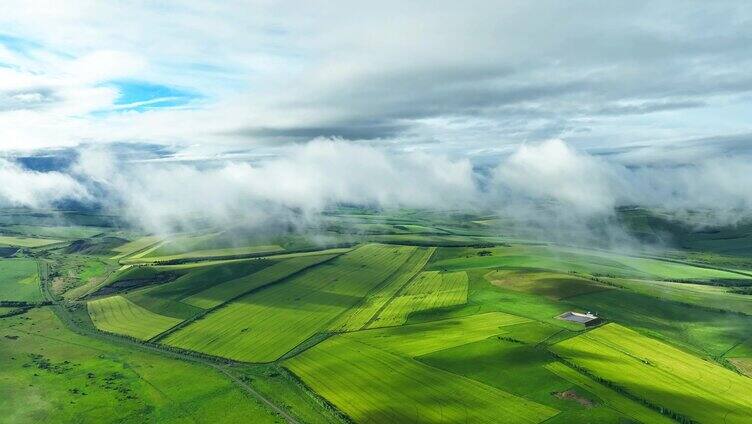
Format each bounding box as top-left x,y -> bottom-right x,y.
2,138 -> 751,239
0,158 -> 89,208
73,139 -> 477,232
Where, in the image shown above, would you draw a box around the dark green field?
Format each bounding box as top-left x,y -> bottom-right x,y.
3,207 -> 752,423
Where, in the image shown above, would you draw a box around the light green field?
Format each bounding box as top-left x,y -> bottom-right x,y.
0,307 -> 279,423
122,259 -> 276,319
329,246 -> 433,332
545,362 -> 675,424
121,244 -> 285,264
550,323 -> 752,423
353,312 -> 532,357
565,289 -> 752,357
285,334 -> 558,423
164,244 -> 415,362
110,236 -> 161,258
486,269 -> 607,300
183,253 -> 339,309
87,295 -> 183,340
0,258 -> 41,302
0,235 -> 62,248
605,277 -> 752,315
416,321 -> 672,424
368,270 -> 468,328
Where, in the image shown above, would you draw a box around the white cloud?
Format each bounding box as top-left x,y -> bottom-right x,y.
0,159 -> 89,207
493,139 -> 619,216
74,139 -> 477,232
0,1 -> 750,156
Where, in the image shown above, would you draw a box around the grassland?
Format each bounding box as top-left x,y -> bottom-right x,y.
416,321 -> 673,424
550,323 -> 752,423
164,244 -> 415,362
368,270 -> 469,328
0,258 -> 41,302
285,334 -> 558,423
87,295 -> 183,340
328,246 -> 433,332
0,235 -> 62,248
0,307 -> 281,423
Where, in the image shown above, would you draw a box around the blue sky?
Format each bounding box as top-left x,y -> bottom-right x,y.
0,0 -> 750,164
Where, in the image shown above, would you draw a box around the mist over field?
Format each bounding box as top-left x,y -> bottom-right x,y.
1,139 -> 750,245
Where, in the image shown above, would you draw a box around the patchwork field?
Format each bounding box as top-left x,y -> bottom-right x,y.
550,323 -> 752,423
183,253 -> 340,309
87,295 -> 183,340
564,289 -> 752,356
0,258 -> 41,302
164,244 -> 416,362
8,206 -> 752,423
329,246 -> 434,332
368,270 -> 468,328
285,329 -> 558,423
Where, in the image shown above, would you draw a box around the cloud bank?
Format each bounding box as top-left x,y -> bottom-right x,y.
72,139 -> 477,232
2,139 -> 751,238
0,158 -> 88,208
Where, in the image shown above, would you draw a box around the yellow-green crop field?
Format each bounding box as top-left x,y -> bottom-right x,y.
329,246 -> 434,332
163,244 -> 416,362
368,270 -> 468,328
550,323 -> 752,423
285,313 -> 558,423
87,295 -> 183,340
352,312 -> 531,356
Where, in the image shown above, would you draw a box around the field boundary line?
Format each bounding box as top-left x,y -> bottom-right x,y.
278,246 -> 427,360
338,246 -> 433,331
148,250 -> 347,343
362,248 -> 436,329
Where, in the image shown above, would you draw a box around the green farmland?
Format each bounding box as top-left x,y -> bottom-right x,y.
87,295 -> 183,340
285,334 -> 558,423
6,206 -> 752,423
368,270 -> 469,328
551,323 -> 752,423
164,244 -> 416,362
